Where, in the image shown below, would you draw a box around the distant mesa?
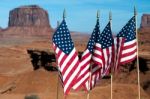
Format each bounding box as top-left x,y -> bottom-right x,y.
0,5 -> 88,40
9,5 -> 51,28
0,5 -> 53,38
139,14 -> 150,33
140,14 -> 150,28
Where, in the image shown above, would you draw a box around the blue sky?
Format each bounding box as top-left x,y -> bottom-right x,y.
0,0 -> 150,33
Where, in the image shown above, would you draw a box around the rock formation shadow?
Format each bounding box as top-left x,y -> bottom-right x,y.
139,57 -> 149,74
143,81 -> 150,91
27,49 -> 57,71
128,57 -> 149,74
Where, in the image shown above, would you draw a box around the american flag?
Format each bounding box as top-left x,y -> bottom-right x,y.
95,21 -> 114,77
52,19 -> 80,95
73,19 -> 101,90
114,16 -> 137,72
84,21 -> 114,90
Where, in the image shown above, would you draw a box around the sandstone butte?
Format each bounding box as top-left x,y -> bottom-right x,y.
0,5 -> 149,99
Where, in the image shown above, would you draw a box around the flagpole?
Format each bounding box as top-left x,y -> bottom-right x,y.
134,6 -> 141,99
56,70 -> 59,99
63,9 -> 66,20
109,11 -> 113,99
86,10 -> 100,99
63,9 -> 68,99
56,21 -> 60,99
87,63 -> 93,99
111,74 -> 113,99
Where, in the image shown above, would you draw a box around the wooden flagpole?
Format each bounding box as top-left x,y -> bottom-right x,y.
56,9 -> 66,99
87,70 -> 91,99
134,6 -> 141,99
63,9 -> 67,99
56,70 -> 60,99
56,20 -> 60,99
56,19 -> 60,99
109,11 -> 113,99
87,58 -> 93,99
111,74 -> 113,99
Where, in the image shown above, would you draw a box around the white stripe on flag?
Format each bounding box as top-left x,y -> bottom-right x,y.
95,43 -> 101,48
56,47 -> 60,54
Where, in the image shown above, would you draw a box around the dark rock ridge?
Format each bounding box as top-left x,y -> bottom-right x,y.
9,5 -> 51,27
140,14 -> 150,28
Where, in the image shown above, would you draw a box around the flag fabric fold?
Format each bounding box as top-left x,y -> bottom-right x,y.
73,18 -> 101,91
95,21 -> 114,77
84,21 -> 114,90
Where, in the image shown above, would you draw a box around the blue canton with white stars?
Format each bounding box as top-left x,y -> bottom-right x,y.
97,22 -> 113,49
87,19 -> 100,53
117,16 -> 136,42
53,19 -> 74,54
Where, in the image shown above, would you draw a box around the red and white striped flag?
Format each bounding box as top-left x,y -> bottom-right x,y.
52,19 -> 80,95
114,16 -> 137,72
94,21 -> 114,77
